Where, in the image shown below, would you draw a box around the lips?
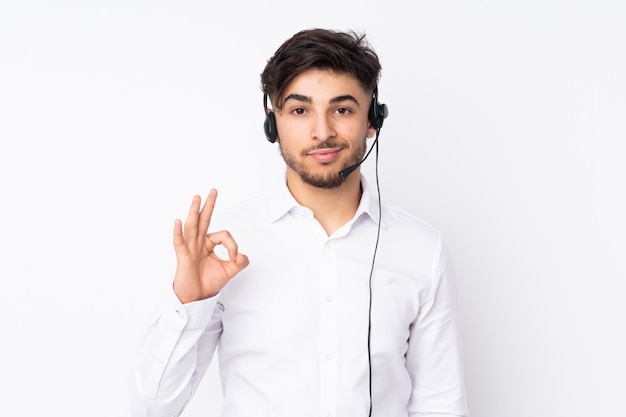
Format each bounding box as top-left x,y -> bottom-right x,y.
307,147 -> 343,162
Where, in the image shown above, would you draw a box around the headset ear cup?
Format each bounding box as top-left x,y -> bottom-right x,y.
264,111 -> 277,143
263,94 -> 278,143
377,103 -> 388,128
368,88 -> 388,130
369,102 -> 387,130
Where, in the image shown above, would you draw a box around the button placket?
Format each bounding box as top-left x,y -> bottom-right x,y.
320,238 -> 338,415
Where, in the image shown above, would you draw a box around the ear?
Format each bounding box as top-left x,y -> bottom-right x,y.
367,122 -> 376,139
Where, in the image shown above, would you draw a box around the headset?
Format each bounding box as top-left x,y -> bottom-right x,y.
263,87 -> 388,143
263,94 -> 278,143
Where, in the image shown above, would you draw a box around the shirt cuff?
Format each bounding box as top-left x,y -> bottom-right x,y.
159,286 -> 220,331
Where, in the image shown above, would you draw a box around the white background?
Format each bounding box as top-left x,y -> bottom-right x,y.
1,1 -> 624,416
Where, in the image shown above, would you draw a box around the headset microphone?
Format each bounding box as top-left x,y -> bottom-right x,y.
339,87 -> 388,180
338,133 -> 380,180
338,164 -> 360,181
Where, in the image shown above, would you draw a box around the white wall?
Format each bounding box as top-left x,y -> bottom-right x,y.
1,1 -> 624,416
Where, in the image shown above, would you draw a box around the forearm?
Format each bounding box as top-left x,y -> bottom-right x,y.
406,243 -> 469,416
129,289 -> 221,417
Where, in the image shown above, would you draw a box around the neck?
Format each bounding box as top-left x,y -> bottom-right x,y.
286,169 -> 362,236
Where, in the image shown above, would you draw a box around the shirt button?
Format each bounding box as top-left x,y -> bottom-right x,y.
325,295 -> 333,303
325,353 -> 334,361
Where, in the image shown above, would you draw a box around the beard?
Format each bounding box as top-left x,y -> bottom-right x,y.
279,138 -> 367,189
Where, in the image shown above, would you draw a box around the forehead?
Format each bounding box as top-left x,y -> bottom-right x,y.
282,69 -> 368,101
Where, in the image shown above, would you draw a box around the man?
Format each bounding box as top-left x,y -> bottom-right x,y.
129,28 -> 468,417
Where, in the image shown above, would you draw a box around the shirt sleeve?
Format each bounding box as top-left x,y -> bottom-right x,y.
128,286 -> 223,417
406,240 -> 469,417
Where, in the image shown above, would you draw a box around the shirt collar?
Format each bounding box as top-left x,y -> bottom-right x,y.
267,173 -> 383,228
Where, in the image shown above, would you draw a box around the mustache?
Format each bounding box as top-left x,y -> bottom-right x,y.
300,141 -> 346,156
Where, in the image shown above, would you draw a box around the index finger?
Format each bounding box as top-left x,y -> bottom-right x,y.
197,188 -> 218,237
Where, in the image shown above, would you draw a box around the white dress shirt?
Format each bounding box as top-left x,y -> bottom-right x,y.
129,175 -> 468,417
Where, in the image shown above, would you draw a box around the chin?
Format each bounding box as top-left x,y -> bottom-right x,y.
298,168 -> 348,189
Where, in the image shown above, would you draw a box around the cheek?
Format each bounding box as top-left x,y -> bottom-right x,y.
342,122 -> 371,140
276,117 -> 308,141
277,134 -> 303,158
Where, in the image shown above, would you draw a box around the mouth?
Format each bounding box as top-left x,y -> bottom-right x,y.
306,147 -> 344,163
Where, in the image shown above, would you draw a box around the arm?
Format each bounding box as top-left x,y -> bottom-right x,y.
129,190 -> 249,417
128,290 -> 222,417
406,242 -> 469,417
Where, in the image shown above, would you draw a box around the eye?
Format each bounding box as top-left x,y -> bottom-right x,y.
335,107 -> 353,115
290,107 -> 306,115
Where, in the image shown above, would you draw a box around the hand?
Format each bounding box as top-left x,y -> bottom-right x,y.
172,189 -> 249,303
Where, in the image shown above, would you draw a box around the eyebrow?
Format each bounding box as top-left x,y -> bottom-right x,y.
283,93 -> 361,107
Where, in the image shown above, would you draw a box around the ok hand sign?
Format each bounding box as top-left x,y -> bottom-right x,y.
172,189 -> 249,304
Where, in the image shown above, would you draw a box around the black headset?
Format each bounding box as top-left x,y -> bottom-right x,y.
263,87 -> 388,143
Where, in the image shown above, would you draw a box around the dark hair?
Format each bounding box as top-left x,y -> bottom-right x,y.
260,28 -> 382,110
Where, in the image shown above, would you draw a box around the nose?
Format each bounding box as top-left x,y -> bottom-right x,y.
311,112 -> 336,141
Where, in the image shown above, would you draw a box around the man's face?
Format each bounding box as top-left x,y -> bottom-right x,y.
274,69 -> 376,189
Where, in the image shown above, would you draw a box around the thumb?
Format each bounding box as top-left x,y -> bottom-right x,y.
225,253 -> 250,278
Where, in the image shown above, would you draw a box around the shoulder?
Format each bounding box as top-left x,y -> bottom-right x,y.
381,203 -> 442,244
378,202 -> 447,269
